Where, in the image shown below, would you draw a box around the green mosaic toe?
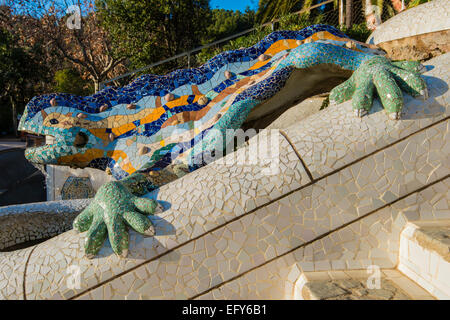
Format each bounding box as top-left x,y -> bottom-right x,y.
84,216 -> 108,257
133,197 -> 159,216
73,205 -> 94,233
329,79 -> 355,105
388,67 -> 427,97
391,60 -> 422,73
373,69 -> 403,113
123,211 -> 153,234
352,79 -> 375,112
106,215 -> 129,257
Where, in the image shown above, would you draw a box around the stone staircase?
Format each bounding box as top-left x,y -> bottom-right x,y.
295,269 -> 434,300
398,221 -> 450,299
291,221 -> 450,300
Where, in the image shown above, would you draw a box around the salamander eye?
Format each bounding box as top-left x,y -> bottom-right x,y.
49,118 -> 59,125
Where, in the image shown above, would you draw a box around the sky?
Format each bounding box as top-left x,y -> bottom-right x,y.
210,0 -> 259,12
5,0 -> 261,17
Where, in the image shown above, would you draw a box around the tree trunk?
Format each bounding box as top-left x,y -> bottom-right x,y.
94,79 -> 100,93
9,95 -> 18,137
339,0 -> 345,26
346,0 -> 353,28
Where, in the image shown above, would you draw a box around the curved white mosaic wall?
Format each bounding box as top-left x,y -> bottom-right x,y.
367,0 -> 450,45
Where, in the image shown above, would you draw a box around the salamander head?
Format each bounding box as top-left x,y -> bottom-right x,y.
19,94 -> 104,169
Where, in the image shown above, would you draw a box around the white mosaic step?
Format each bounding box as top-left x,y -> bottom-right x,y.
0,246 -> 34,300
367,0 -> 450,45
196,177 -> 450,299
399,220 -> 450,299
293,269 -> 434,300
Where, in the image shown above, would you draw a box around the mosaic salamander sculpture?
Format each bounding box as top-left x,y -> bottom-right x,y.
18,25 -> 428,258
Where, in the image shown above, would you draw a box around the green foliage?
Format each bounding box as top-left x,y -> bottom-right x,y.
53,69 -> 92,96
0,28 -> 45,134
278,11 -> 328,30
407,0 -> 432,8
195,26 -> 272,66
338,22 -> 371,43
256,0 -> 301,23
0,29 -> 30,93
204,8 -> 256,43
96,0 -> 211,72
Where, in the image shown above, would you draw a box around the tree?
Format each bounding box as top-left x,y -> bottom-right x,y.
205,7 -> 256,43
346,0 -> 353,28
0,28 -> 44,136
2,0 -> 127,92
96,0 -> 211,71
54,68 -> 92,96
256,0 -> 305,23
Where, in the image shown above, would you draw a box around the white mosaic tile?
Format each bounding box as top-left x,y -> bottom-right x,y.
196,177 -> 450,299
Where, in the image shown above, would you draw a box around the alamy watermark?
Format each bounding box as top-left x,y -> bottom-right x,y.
366,265 -> 381,289
66,5 -> 81,30
168,128 -> 281,176
66,265 -> 81,290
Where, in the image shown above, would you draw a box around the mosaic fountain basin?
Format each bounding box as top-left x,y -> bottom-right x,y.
0,199 -> 90,251
0,52 -> 448,300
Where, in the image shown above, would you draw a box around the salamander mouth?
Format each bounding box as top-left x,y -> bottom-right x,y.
73,132 -> 88,148
23,131 -> 89,165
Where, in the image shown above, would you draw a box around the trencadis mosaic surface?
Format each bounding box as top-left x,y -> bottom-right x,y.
18,24 -> 428,257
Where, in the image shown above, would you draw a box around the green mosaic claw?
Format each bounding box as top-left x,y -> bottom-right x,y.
391,60 -> 425,73
329,56 -> 427,119
73,181 -> 161,258
351,79 -> 375,115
